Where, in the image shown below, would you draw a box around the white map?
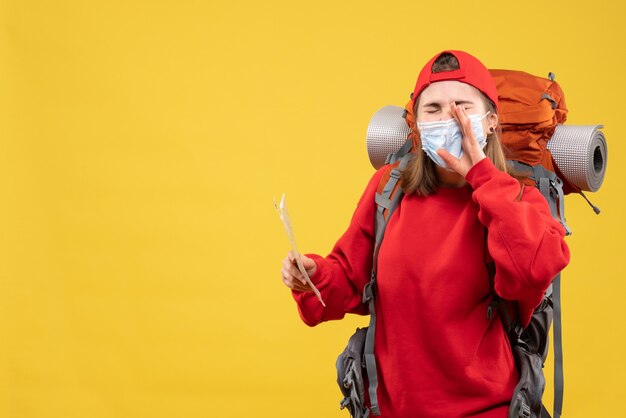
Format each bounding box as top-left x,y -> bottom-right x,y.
275,194 -> 326,307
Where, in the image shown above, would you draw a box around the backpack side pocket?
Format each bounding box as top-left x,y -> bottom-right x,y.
509,343 -> 546,418
336,327 -> 369,418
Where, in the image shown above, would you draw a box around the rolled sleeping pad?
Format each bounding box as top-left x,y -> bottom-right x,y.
366,106 -> 412,170
548,125 -> 607,192
366,105 -> 608,192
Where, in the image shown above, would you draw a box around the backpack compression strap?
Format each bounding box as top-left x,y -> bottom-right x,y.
551,272 -> 564,418
362,140 -> 414,416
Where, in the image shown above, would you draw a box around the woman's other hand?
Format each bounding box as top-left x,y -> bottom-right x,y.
281,251 -> 316,292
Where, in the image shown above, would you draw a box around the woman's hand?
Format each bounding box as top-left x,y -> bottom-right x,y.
281,251 -> 317,292
437,101 -> 486,177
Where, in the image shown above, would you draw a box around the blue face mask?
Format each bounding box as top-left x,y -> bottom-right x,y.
417,111 -> 490,169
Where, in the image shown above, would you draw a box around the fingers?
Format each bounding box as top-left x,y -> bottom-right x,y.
281,254 -> 314,292
282,275 -> 312,292
300,254 -> 317,273
451,102 -> 475,149
450,101 -> 486,169
437,148 -> 461,173
282,256 -> 306,284
288,252 -> 317,276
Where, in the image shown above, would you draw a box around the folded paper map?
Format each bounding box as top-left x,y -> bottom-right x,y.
275,193 -> 325,307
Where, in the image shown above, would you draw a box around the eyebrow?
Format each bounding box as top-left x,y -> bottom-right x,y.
423,100 -> 475,107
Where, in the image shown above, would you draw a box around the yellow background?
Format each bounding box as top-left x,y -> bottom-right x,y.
0,0 -> 624,417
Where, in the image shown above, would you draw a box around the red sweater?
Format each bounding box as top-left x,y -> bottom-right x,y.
292,158 -> 570,418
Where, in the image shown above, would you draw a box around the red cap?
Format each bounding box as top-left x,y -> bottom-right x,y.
411,50 -> 499,112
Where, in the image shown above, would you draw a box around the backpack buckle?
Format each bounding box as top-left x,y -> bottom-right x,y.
519,402 -> 531,418
363,279 -> 376,303
339,397 -> 350,410
508,321 -> 525,342
487,295 -> 501,320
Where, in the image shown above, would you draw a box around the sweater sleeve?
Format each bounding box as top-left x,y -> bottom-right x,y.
465,158 -> 571,327
291,167 -> 388,327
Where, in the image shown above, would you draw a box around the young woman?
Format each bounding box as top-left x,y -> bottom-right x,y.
280,50 -> 570,418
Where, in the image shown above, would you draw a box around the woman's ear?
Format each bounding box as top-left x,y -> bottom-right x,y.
487,112 -> 498,133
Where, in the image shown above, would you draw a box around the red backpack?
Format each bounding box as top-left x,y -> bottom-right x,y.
490,70 -> 567,171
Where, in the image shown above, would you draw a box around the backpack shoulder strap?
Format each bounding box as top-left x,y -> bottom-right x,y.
508,160 -> 572,236
374,138 -> 414,223
362,143 -> 414,416
385,136 -> 414,165
491,161 -> 567,418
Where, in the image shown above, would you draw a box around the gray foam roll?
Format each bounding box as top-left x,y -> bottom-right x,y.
365,106 -> 608,192
366,105 -> 411,170
547,124 -> 607,192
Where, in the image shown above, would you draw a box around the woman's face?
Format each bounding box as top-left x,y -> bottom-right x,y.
415,80 -> 495,133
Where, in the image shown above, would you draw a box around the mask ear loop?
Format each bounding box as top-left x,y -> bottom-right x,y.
476,111 -> 495,144
481,110 -> 494,133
